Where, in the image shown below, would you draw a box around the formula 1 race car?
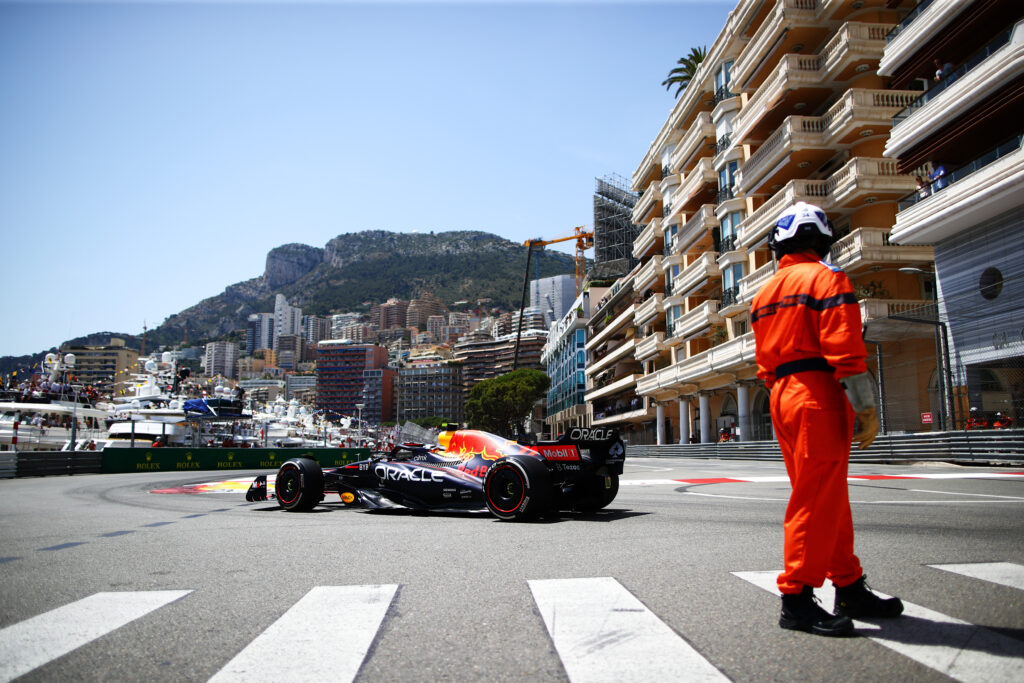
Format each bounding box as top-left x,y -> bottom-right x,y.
246,428 -> 625,521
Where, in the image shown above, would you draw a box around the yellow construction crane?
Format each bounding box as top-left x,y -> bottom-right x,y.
514,226 -> 595,371
523,225 -> 595,296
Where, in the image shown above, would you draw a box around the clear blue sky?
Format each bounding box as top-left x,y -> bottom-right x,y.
0,0 -> 732,358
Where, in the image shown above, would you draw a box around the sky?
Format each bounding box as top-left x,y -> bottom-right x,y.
0,0 -> 733,358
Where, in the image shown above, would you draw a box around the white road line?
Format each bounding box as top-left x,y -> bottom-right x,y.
529,577 -> 727,682
909,489 -> 1024,500
0,590 -> 191,683
928,562 -> 1024,591
209,584 -> 398,683
734,571 -> 1024,683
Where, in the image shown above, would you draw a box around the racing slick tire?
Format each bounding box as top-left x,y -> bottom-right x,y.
275,458 -> 324,512
484,456 -> 552,521
574,473 -> 619,512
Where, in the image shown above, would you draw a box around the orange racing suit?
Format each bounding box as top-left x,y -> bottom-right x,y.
751,251 -> 867,595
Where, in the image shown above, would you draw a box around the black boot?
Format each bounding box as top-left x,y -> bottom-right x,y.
834,575 -> 904,618
780,586 -> 855,637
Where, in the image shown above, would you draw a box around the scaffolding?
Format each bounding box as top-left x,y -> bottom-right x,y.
592,173 -> 640,281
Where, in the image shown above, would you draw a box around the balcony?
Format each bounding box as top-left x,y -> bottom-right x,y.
891,134 -> 1024,246
586,303 -> 638,351
674,205 -> 719,254
632,185 -> 661,225
736,88 -> 920,195
637,332 -> 757,397
738,260 -> 776,304
671,252 -> 721,300
887,25 -> 1024,159
736,178 -> 831,249
830,227 -> 934,273
860,299 -> 932,341
634,292 -> 666,327
635,331 -> 668,362
731,55 -> 827,145
731,0 -> 822,91
587,338 -> 638,378
676,158 -> 718,214
719,285 -> 744,316
585,373 -> 642,404
633,254 -> 664,293
633,220 -> 664,261
825,157 -> 917,208
879,0 -> 960,77
668,112 -> 715,175
670,300 -> 723,342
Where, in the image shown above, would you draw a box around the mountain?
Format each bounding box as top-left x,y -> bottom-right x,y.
1,230 -> 577,374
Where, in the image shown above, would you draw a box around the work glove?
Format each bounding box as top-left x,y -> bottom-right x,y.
853,406 -> 878,450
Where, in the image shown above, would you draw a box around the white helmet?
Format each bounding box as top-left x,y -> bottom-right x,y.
769,202 -> 836,255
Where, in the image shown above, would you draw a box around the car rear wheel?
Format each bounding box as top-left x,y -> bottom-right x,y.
484,456 -> 551,521
275,458 -> 324,511
575,473 -> 619,512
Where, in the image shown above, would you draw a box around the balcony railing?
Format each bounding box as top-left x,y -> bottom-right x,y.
721,285 -> 740,308
714,132 -> 732,157
717,185 -> 735,204
714,84 -> 734,105
897,133 -> 1024,212
893,28 -> 1012,128
738,261 -> 776,302
674,205 -> 719,254
886,0 -> 935,43
720,234 -> 737,253
669,112 -> 715,174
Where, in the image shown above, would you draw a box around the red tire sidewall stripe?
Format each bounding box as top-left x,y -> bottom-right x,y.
277,463 -> 300,505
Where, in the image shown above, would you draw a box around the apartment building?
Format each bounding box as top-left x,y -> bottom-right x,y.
315,340 -> 389,419
396,362 -> 465,425
542,285 -> 609,438
60,338 -> 139,389
616,0 -> 937,443
204,341 -> 239,379
881,0 -> 1024,428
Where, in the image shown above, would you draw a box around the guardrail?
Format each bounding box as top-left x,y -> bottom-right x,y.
628,430 -> 1024,464
0,447 -> 370,479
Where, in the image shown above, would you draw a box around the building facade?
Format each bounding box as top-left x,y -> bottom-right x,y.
315,340 -> 388,419
204,341 -> 239,379
396,362 -> 465,425
531,274 -> 577,329
542,286 -> 609,438
273,294 -> 302,349
246,313 -> 274,354
615,0 -> 937,444
60,338 -> 139,389
881,1 -> 1024,429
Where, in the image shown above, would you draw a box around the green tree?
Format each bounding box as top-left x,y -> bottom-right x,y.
662,45 -> 708,99
465,369 -> 550,437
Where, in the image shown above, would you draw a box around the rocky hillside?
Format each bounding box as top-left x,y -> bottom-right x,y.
98,231 -> 578,353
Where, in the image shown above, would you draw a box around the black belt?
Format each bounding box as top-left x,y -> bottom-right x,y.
776,357 -> 835,379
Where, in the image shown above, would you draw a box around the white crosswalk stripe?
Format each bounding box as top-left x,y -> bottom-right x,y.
0,590 -> 191,683
529,577 -> 727,682
734,569 -> 1024,683
209,584 -> 398,683
928,562 -> 1024,591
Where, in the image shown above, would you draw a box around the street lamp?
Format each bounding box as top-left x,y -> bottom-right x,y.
355,403 -> 365,444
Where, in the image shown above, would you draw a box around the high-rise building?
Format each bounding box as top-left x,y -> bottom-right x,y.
330,312 -> 362,338
274,294 -> 302,350
397,362 -> 464,425
204,341 -> 239,379
302,315 -> 330,346
530,274 -> 577,329
881,2 -> 1024,429
541,286 -> 608,438
246,313 -> 274,353
453,329 -> 547,398
615,0 -> 931,445
406,291 -> 446,331
372,298 -> 409,330
315,340 -> 389,419
361,367 -> 397,426
276,334 -> 305,371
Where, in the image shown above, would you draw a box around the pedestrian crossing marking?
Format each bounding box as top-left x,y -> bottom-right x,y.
733,570 -> 1024,683
529,577 -> 727,682
0,590 -> 191,683
209,584 -> 398,683
929,562 -> 1024,592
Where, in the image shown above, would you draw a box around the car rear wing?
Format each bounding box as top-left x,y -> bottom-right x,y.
534,427 -> 625,475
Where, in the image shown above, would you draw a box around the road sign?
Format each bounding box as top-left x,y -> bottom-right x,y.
921,412 -> 933,424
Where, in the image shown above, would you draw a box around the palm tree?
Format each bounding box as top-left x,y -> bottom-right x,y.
662,45 -> 708,99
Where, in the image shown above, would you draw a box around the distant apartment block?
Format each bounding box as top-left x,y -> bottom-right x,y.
204,341 -> 239,379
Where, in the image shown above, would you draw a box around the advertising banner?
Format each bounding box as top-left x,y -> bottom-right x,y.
101,447 -> 370,474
